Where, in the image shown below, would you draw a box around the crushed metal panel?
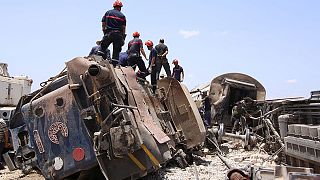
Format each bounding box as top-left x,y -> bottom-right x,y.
158,77 -> 206,149
21,85 -> 98,179
209,73 -> 266,103
120,67 -> 170,144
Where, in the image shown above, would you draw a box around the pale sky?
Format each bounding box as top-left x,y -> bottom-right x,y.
1,0 -> 319,99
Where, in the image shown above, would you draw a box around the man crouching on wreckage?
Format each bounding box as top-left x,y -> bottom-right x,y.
8,55 -> 206,180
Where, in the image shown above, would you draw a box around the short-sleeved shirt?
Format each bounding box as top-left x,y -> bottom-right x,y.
119,51 -> 129,66
127,38 -> 143,58
172,65 -> 183,81
155,43 -> 168,58
101,9 -> 126,31
0,119 -> 7,143
148,48 -> 157,66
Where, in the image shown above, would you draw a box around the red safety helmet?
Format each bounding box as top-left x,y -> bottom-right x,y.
145,40 -> 153,47
172,59 -> 179,65
132,31 -> 140,37
113,0 -> 123,7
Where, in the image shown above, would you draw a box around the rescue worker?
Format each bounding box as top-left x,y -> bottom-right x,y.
231,101 -> 247,134
231,97 -> 253,134
171,59 -> 184,82
155,39 -> 171,79
88,40 -> 111,60
0,118 -> 10,170
145,40 -> 158,93
201,91 -> 212,128
119,51 -> 128,67
127,31 -> 148,78
211,84 -> 229,126
100,0 -> 126,65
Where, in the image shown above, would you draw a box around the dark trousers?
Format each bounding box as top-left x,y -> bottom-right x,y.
204,111 -> 212,128
156,57 -> 171,79
128,56 -> 148,77
0,142 -> 4,162
150,66 -> 157,93
101,32 -> 123,61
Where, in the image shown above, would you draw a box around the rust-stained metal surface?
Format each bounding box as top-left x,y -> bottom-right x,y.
209,73 -> 266,103
10,56 -> 206,180
158,77 -> 206,149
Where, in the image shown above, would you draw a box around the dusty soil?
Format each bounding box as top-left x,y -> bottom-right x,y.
0,141 -> 274,180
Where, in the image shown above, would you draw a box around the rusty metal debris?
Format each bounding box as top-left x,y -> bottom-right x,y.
3,59 -> 320,179
7,56 -> 205,180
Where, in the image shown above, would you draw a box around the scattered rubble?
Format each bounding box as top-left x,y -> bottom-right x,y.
0,166 -> 44,180
160,142 -> 274,180
0,141 -> 274,180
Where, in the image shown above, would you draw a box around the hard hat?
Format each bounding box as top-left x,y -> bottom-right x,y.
172,59 -> 179,64
145,40 -> 153,47
132,31 -> 140,37
113,0 -> 123,7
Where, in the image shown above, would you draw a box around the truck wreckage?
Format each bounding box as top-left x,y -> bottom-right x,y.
8,56 -> 206,180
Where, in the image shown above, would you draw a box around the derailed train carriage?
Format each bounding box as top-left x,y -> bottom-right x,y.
9,56 -> 206,180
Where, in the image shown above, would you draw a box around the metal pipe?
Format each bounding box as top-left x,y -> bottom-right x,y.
111,103 -> 138,110
217,153 -> 232,169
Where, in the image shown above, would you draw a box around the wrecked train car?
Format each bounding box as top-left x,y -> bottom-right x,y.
208,73 -> 266,130
9,56 -> 205,179
266,91 -> 320,173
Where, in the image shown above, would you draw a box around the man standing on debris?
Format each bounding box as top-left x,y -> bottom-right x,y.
201,92 -> 212,128
0,119 -> 10,169
145,40 -> 158,93
155,39 -> 171,79
88,40 -> 111,60
100,0 -> 126,64
127,32 -> 148,78
171,59 -> 184,82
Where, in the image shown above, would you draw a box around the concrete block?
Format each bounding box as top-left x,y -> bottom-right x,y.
288,124 -> 295,135
309,126 -> 319,138
301,125 -> 309,137
293,124 -> 302,136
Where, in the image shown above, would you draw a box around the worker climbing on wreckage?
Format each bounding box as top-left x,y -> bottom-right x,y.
88,40 -> 111,60
100,0 -> 126,65
127,31 -> 149,78
172,59 -> 184,82
145,40 -> 158,93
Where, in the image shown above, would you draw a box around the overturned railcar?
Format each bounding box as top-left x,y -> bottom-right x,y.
209,73 -> 266,130
9,56 -> 205,180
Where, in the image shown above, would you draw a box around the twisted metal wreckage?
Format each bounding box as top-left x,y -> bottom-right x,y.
8,56 -> 206,180
4,57 -> 320,179
202,73 -> 320,179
